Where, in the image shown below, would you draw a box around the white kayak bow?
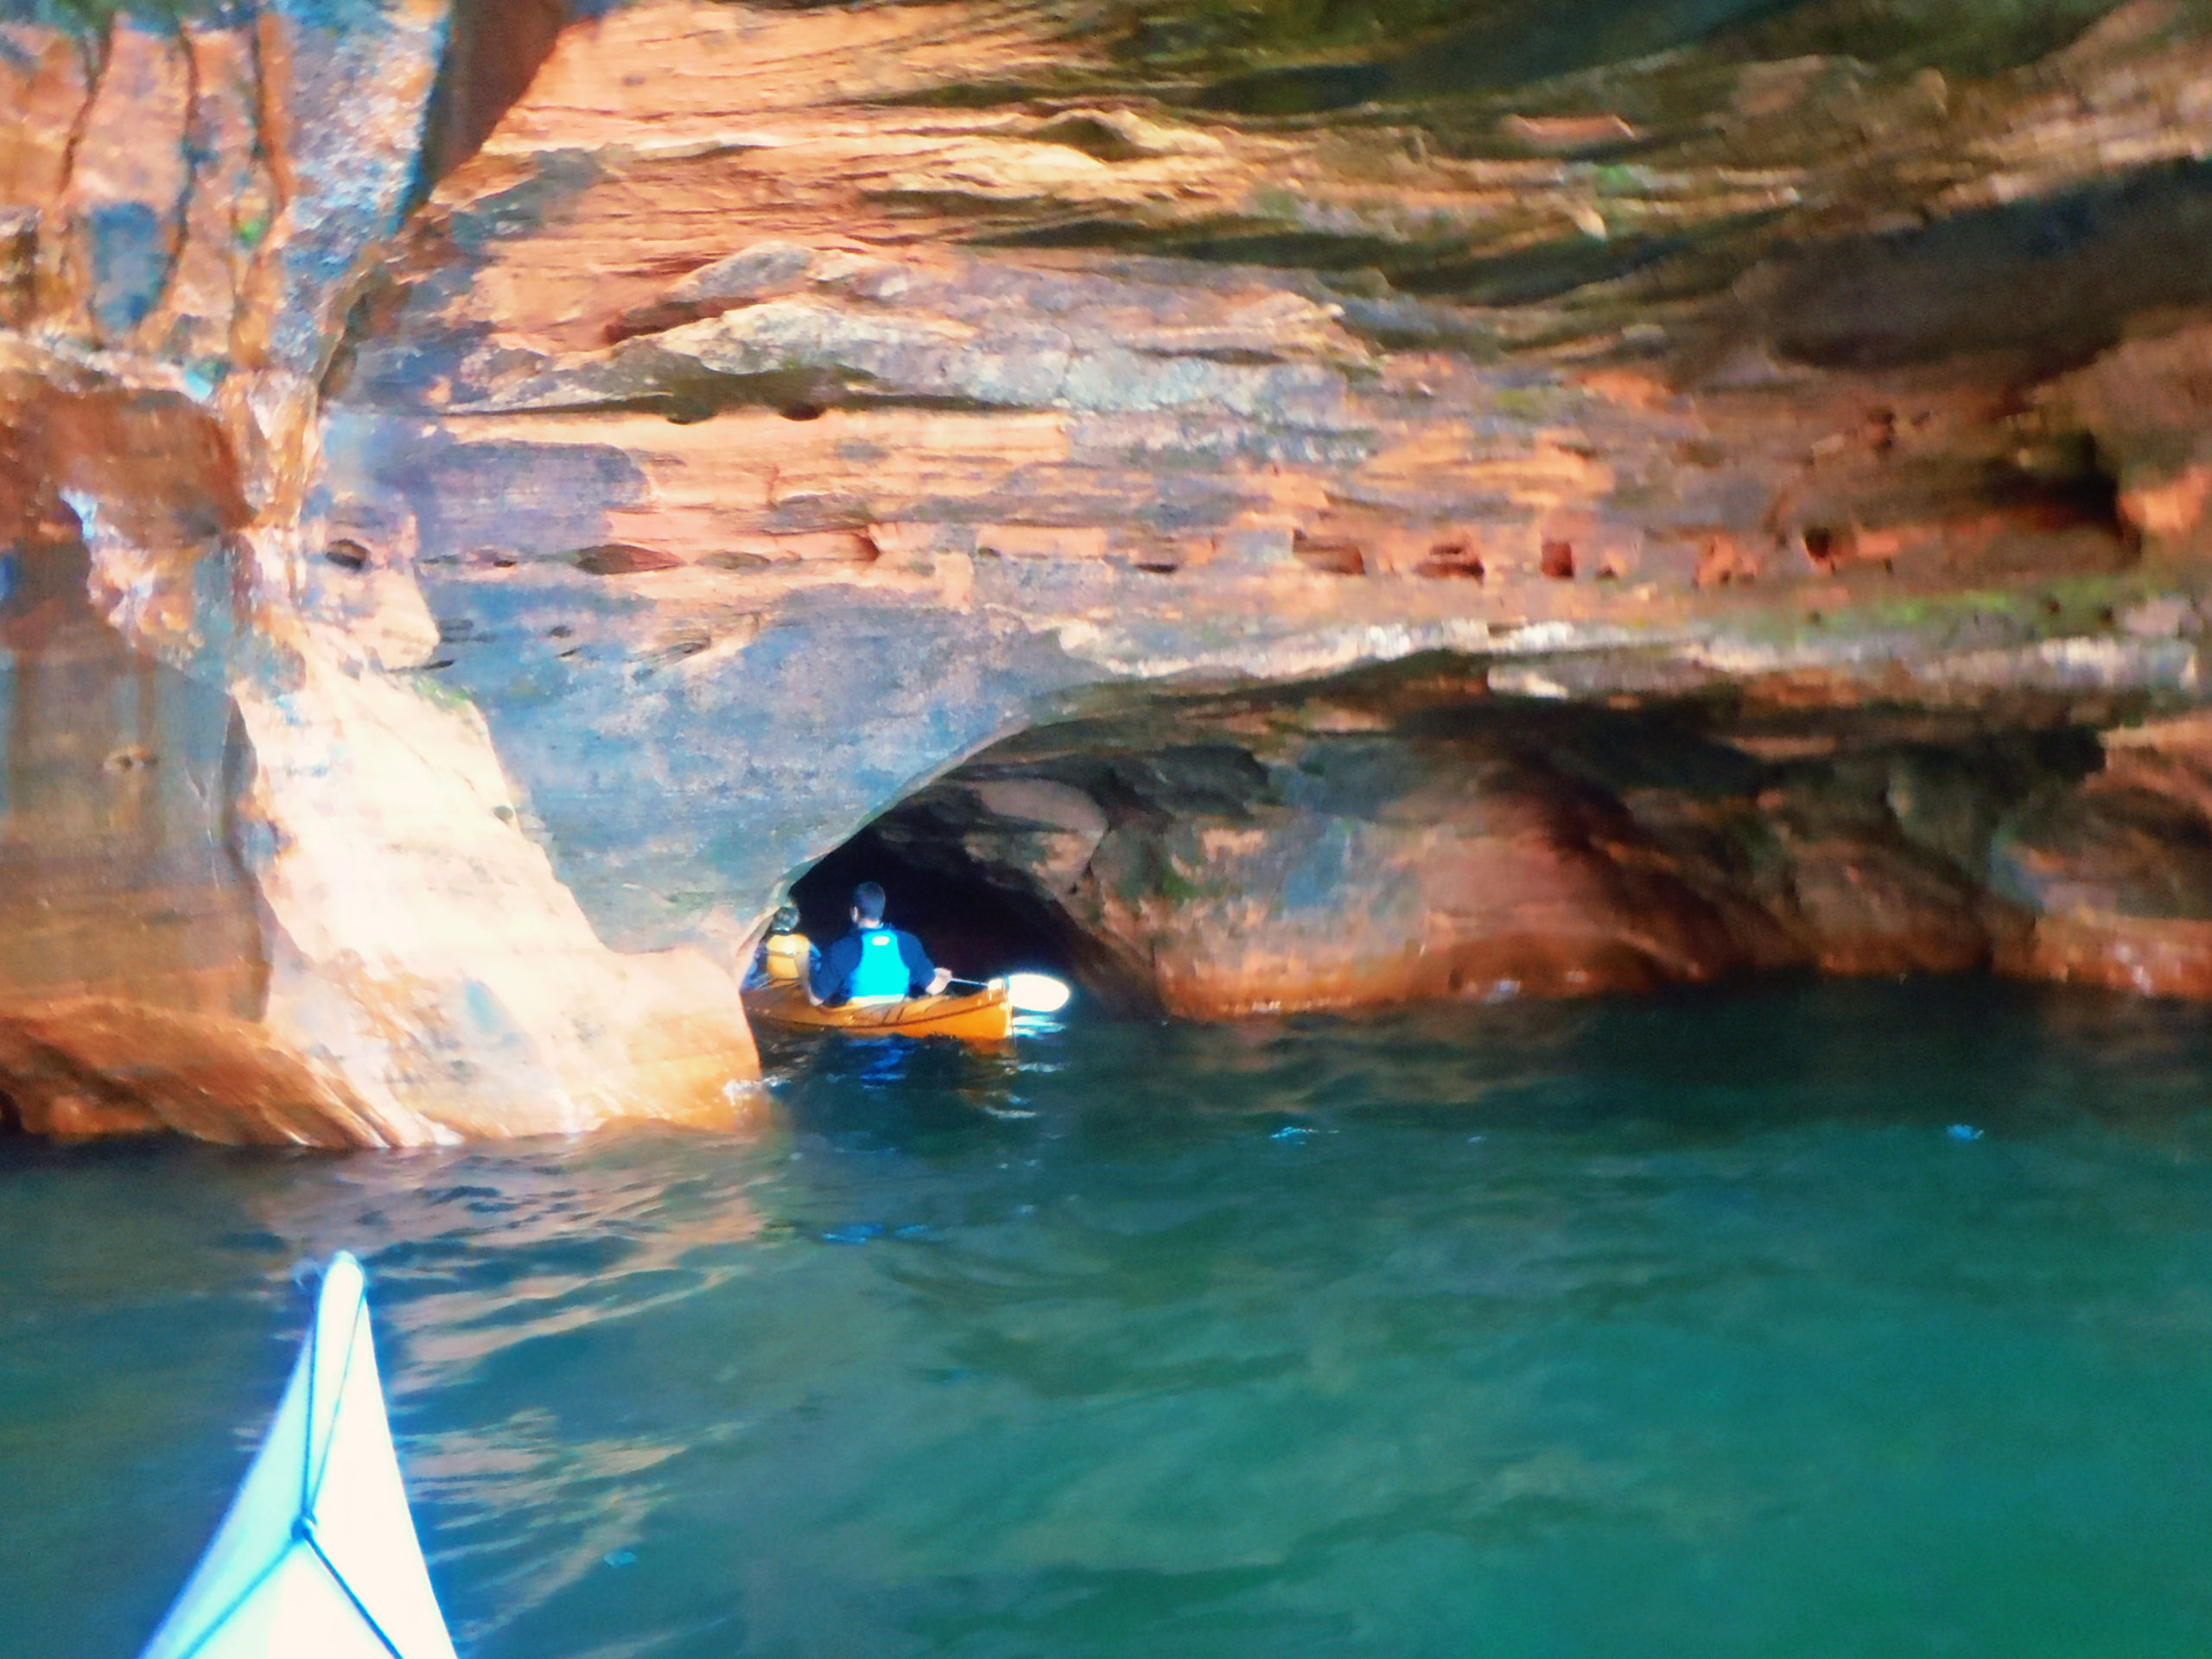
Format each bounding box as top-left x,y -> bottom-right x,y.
139,1253 -> 457,1659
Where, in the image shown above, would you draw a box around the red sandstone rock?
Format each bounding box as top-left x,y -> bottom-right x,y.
0,2 -> 765,1143
0,996 -> 397,1145
16,0 -> 2212,1141
1780,837 -> 1994,977
1086,785 -> 1764,1017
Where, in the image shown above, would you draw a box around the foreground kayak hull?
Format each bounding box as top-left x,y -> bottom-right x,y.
744,982 -> 1014,1043
140,1253 -> 456,1659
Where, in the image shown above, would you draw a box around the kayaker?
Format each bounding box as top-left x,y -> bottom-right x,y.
810,882 -> 954,1006
746,905 -> 817,989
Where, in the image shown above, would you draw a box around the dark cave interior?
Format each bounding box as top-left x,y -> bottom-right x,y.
790,823 -> 1091,992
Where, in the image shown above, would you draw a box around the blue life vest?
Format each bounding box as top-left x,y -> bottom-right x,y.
847,928 -> 910,999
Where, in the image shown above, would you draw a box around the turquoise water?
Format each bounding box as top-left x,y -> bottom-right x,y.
8,979 -> 2212,1658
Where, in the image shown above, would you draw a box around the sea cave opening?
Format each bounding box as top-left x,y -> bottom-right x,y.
789,817 -> 1128,1007
778,656 -> 2187,1022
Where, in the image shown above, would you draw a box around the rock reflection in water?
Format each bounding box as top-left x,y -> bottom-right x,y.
12,981 -> 2212,1659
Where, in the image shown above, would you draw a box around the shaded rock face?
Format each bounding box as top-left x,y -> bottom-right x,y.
842,669 -> 2212,1016
11,0 -> 2212,1139
0,397 -> 263,1024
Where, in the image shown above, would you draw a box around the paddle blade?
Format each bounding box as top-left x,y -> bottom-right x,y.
1004,973 -> 1072,1014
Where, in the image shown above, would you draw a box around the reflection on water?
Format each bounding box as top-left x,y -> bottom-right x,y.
8,979 -> 2212,1658
766,1025 -> 1047,1146
256,1153 -> 764,1389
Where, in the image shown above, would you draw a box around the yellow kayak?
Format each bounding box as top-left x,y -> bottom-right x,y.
742,980 -> 1014,1044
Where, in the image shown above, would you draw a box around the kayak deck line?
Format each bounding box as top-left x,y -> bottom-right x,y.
139,1253 -> 457,1659
296,1522 -> 410,1659
157,1498 -> 408,1659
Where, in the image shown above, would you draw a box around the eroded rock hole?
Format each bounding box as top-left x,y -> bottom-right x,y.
1292,531 -> 1367,575
1986,431 -> 2128,541
573,543 -> 683,575
1418,541 -> 1484,580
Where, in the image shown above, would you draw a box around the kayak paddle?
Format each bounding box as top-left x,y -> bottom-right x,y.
949,973 -> 1073,1014
1005,972 -> 1073,1014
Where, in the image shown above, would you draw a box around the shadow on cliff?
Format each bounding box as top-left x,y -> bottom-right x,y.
775,651 -> 2212,1021
411,0 -> 572,199
1768,159 -> 2212,373
1189,0 -> 2114,116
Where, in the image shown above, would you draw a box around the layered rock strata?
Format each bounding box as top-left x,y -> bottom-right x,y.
328,0 -> 2212,1007
859,675 -> 2212,1015
9,0 -> 2212,1137
0,0 -> 757,1141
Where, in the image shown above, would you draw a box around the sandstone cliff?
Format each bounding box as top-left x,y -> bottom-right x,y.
0,0 -> 756,1141
7,0 -> 2212,1138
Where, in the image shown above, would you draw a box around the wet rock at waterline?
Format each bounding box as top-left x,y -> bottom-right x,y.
10,0 -> 2212,1138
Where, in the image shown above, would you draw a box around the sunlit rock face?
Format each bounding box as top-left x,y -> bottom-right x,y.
11,0 -> 2212,1137
0,0 -> 756,1142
